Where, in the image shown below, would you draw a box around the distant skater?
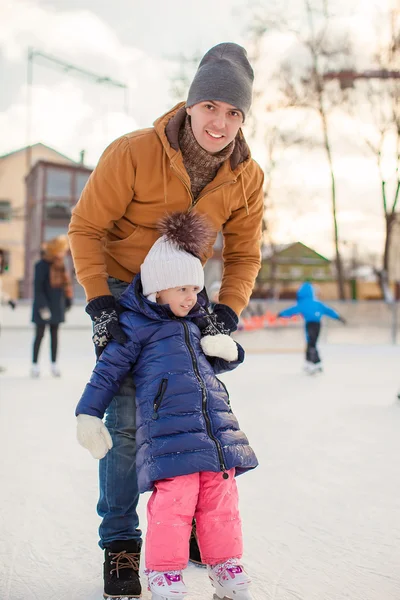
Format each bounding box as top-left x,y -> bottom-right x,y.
277,282 -> 346,374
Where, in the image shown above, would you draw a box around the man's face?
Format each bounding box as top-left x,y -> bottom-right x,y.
157,285 -> 200,317
186,100 -> 243,154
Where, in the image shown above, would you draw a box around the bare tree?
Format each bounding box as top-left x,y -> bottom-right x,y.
342,7 -> 400,300
248,0 -> 355,299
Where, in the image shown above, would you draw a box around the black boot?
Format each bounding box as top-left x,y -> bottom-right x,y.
103,539 -> 142,598
189,520 -> 205,567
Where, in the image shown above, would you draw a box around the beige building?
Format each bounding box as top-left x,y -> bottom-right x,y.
0,144 -> 78,298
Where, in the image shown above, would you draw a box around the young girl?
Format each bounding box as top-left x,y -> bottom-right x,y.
76,212 -> 257,600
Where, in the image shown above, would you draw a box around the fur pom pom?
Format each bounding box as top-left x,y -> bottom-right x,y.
158,212 -> 215,258
200,334 -> 239,362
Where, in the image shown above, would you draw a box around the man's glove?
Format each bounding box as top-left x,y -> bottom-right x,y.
86,295 -> 127,354
196,303 -> 239,336
339,316 -> 347,325
65,297 -> 72,311
76,414 -> 113,459
8,300 -> 16,310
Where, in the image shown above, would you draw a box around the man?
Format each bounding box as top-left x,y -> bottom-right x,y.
69,42 -> 264,599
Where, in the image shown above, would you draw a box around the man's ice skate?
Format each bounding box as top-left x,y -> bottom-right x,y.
208,558 -> 252,599
147,569 -> 188,599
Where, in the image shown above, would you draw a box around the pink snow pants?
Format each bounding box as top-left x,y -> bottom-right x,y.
145,468 -> 242,571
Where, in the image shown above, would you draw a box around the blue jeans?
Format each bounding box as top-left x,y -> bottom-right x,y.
97,277 -> 141,548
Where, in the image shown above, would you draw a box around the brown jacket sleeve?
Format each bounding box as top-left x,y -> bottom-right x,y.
68,136 -> 136,300
218,167 -> 264,316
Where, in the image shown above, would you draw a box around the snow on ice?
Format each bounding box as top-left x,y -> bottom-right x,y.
1,327 -> 400,600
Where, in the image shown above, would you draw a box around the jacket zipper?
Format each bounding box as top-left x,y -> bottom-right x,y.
181,321 -> 227,474
152,378 -> 168,420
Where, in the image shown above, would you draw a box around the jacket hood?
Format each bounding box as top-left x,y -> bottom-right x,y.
118,274 -> 208,322
297,282 -> 316,301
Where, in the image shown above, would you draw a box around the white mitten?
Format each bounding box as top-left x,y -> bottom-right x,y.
200,333 -> 238,362
76,414 -> 113,459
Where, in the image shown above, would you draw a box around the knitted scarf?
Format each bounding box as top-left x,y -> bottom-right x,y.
179,116 -> 235,203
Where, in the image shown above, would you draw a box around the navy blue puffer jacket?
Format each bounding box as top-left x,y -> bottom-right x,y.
76,275 -> 258,493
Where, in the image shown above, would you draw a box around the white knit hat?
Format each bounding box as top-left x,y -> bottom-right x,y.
141,235 -> 204,299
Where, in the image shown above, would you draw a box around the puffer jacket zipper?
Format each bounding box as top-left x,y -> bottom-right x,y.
181,321 -> 227,474
217,377 -> 231,410
152,378 -> 168,420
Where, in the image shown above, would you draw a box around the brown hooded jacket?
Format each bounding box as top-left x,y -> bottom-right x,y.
68,103 -> 264,315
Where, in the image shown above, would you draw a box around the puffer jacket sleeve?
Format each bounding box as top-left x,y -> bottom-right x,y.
75,314 -> 141,418
207,342 -> 245,375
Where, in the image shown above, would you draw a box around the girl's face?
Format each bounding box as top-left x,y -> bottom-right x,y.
157,285 -> 200,317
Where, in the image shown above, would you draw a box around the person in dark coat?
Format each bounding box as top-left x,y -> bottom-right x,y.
76,213 -> 257,600
31,236 -> 73,378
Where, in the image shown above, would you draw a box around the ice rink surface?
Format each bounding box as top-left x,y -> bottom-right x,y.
1,327 -> 400,600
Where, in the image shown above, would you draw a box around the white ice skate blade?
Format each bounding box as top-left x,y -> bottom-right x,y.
211,581 -> 252,600
212,590 -> 253,600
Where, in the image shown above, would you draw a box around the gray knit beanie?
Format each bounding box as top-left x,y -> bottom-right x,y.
186,42 -> 254,119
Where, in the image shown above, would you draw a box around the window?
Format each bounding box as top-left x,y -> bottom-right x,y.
313,268 -> 326,280
290,266 -> 302,279
44,225 -> 69,240
0,200 -> 11,221
45,201 -> 71,220
76,172 -> 90,198
46,168 -> 72,199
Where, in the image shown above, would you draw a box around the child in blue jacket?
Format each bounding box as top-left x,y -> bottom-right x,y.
277,282 -> 346,373
76,212 -> 257,600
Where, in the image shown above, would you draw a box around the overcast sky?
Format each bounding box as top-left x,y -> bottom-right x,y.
0,0 -> 397,261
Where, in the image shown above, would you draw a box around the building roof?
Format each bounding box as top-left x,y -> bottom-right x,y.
27,159 -> 93,176
0,143 -> 78,164
262,241 -> 331,263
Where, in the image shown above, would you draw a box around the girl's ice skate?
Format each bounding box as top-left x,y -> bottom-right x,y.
208,558 -> 252,599
147,569 -> 188,599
